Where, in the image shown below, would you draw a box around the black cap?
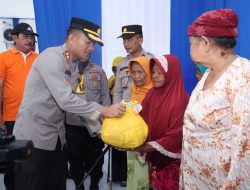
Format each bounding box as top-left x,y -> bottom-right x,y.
69,17 -> 103,46
11,23 -> 39,37
117,25 -> 143,39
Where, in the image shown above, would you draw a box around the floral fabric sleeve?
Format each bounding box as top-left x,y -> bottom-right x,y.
222,73 -> 250,189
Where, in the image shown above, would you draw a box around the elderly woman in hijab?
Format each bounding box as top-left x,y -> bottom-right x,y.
132,55 -> 189,190
127,56 -> 153,190
129,56 -> 153,103
181,9 -> 250,189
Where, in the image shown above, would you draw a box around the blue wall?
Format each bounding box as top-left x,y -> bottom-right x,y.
33,0 -> 102,65
171,0 -> 250,94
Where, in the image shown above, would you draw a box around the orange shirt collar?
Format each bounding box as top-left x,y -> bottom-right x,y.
10,46 -> 36,55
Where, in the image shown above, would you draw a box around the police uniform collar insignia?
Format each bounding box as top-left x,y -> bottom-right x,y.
64,51 -> 72,84
64,51 -> 71,61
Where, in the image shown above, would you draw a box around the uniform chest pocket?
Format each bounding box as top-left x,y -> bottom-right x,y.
119,70 -> 130,88
88,73 -> 101,90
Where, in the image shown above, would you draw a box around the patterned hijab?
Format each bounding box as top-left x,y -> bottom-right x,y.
128,56 -> 153,103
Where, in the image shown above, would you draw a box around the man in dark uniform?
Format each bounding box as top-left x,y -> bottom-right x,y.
13,17 -> 125,190
66,58 -> 111,190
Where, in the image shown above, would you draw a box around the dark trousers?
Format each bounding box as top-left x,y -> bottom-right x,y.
4,121 -> 15,190
15,138 -> 67,190
108,148 -> 127,182
66,124 -> 104,189
4,121 -> 15,135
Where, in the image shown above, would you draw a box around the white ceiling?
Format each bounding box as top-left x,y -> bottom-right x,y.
0,0 -> 34,18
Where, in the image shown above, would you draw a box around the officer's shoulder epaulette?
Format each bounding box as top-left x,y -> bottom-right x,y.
101,69 -> 108,78
124,54 -> 131,60
142,51 -> 154,58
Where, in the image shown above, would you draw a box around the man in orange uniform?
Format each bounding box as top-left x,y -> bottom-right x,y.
0,23 -> 38,135
0,22 -> 38,190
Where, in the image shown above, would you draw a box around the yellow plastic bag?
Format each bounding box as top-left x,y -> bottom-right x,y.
101,100 -> 148,148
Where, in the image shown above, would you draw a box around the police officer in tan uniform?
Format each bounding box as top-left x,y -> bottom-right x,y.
112,25 -> 154,186
13,17 -> 125,190
65,59 -> 110,190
